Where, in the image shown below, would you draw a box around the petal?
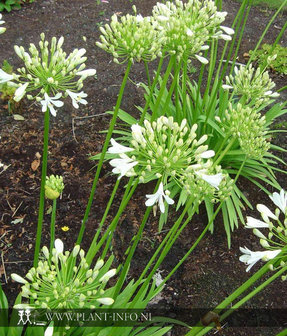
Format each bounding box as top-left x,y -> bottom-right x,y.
245,216 -> 269,229
54,239 -> 64,254
256,204 -> 277,220
200,150 -> 215,159
44,323 -> 54,336
195,55 -> 209,64
96,298 -> 114,305
51,99 -> 64,108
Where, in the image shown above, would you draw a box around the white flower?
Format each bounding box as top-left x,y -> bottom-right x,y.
99,269 -> 117,283
14,82 -> 29,102
196,172 -> 223,190
40,93 -> 64,117
136,14 -> 144,23
44,323 -> 54,336
220,26 -> 235,35
76,69 -> 97,78
186,29 -> 194,37
0,69 -> 13,84
54,239 -> 64,254
110,155 -> 138,179
131,124 -> 146,144
96,297 -> 114,305
195,55 -> 209,65
222,84 -> 233,90
269,189 -> 287,213
66,90 -> 88,109
145,182 -> 174,213
108,138 -> 134,154
11,273 -> 28,284
239,247 -> 281,272
199,150 -> 215,159
245,216 -> 269,229
256,204 -> 278,220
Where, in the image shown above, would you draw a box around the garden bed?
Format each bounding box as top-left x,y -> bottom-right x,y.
0,0 -> 286,335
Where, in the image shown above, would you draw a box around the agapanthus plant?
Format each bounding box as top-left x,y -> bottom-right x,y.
152,0 -> 234,62
223,63 -> 279,107
103,116 -> 233,217
96,6 -> 164,64
240,189 -> 287,275
0,33 -> 96,116
11,239 -> 116,309
222,102 -> 270,160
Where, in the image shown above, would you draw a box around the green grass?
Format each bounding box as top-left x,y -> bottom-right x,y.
235,0 -> 287,9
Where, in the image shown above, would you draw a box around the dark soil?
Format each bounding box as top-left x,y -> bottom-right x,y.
0,1 -> 286,336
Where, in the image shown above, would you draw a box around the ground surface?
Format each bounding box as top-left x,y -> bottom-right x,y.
0,1 -> 286,335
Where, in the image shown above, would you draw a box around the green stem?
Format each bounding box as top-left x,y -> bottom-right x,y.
49,199 -> 57,254
76,60 -> 133,245
158,202 -> 224,292
100,177 -> 135,259
86,178 -> 139,265
139,55 -> 165,124
144,61 -> 151,89
34,108 -> 50,267
136,198 -> 195,285
182,58 -> 188,119
150,56 -> 175,122
213,138 -> 235,166
91,179 -> 120,248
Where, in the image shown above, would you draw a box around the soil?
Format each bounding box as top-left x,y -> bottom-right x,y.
0,1 -> 286,336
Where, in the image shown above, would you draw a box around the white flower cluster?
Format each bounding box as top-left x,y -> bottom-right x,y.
240,189 -> 287,279
0,33 -> 96,116
96,0 -> 234,64
223,103 -> 270,160
0,14 -> 5,34
96,7 -> 164,64
223,64 -> 279,107
152,0 -> 234,62
108,117 -> 231,212
11,239 -> 116,309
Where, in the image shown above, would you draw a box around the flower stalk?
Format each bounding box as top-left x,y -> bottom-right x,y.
76,60 -> 133,244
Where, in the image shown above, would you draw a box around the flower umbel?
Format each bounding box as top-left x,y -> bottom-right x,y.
12,240 -> 116,309
223,64 -> 279,107
240,189 -> 287,275
96,6 -> 163,64
152,0 -> 234,61
107,116 -> 231,211
10,33 -> 96,115
223,103 -> 270,160
45,175 -> 64,200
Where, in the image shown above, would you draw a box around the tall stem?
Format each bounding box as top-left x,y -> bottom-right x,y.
34,109 -> 50,267
76,60 -> 133,244
49,199 -> 57,254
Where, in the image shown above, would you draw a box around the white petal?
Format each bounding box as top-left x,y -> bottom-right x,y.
199,173 -> 223,190
76,69 -> 96,77
245,216 -> 269,229
256,204 -> 277,220
195,55 -> 209,65
44,323 -> 54,336
54,239 -> 64,254
200,150 -> 215,159
51,99 -> 64,108
11,273 -> 28,284
96,298 -> 114,305
220,26 -> 235,35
